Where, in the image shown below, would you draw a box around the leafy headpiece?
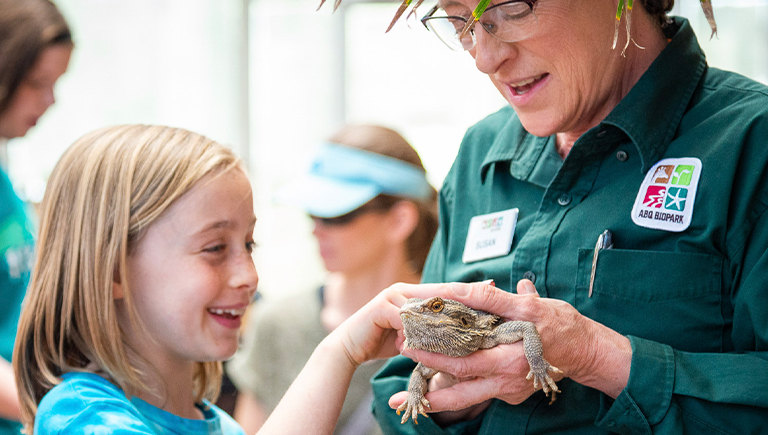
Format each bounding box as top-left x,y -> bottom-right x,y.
317,0 -> 718,53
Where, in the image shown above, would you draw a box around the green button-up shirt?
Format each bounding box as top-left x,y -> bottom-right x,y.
371,18 -> 768,435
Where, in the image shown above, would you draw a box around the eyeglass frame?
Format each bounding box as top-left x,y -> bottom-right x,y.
420,0 -> 539,51
310,196 -> 400,227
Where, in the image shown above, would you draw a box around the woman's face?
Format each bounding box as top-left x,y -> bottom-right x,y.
312,207 -> 394,274
0,44 -> 71,139
455,0 -> 631,137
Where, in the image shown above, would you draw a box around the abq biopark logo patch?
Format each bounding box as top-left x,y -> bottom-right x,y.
631,157 -> 702,232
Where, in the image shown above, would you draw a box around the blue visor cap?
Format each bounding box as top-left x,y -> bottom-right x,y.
276,143 -> 433,218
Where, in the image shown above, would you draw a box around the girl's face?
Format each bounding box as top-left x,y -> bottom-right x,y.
118,167 -> 258,367
0,44 -> 71,139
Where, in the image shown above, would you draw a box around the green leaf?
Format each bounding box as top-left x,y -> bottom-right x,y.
472,0 -> 493,21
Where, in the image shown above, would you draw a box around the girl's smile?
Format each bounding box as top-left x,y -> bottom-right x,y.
207,305 -> 249,329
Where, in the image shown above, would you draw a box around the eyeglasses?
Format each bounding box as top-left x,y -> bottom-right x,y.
310,199 -> 396,227
420,0 -> 539,51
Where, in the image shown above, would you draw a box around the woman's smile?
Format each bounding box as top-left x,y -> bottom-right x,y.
508,72 -> 549,95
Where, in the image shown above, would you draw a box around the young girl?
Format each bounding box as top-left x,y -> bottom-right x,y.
13,124 -> 258,434
11,123 -> 488,434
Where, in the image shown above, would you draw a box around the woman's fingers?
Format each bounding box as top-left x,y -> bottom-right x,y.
389,374 -> 521,413
516,279 -> 539,296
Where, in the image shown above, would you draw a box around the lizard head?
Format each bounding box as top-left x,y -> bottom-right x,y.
399,297 -> 502,357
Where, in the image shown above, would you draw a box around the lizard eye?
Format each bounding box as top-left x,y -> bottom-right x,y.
429,298 -> 444,313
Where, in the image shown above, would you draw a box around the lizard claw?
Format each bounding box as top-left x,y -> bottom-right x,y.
526,362 -> 562,404
396,394 -> 431,424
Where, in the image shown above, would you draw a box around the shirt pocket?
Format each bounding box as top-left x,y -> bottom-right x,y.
575,248 -> 725,353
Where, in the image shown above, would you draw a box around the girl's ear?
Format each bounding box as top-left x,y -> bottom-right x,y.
387,200 -> 419,245
113,268 -> 124,300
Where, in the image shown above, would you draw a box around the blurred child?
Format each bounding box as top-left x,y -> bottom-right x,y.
0,0 -> 71,141
0,0 -> 71,430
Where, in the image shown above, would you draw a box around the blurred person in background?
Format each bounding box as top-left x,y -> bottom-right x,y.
226,124 -> 438,435
0,0 -> 71,433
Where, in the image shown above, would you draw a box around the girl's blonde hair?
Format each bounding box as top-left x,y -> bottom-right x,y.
13,124 -> 241,430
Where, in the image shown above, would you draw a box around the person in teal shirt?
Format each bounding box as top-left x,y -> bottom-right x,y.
0,1 -> 72,433
368,0 -> 768,434
0,172 -> 36,435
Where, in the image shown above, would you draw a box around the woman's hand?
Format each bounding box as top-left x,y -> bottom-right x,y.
387,279 -> 632,415
424,371 -> 494,425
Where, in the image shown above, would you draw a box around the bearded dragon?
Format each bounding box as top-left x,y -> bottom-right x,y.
396,296 -> 561,424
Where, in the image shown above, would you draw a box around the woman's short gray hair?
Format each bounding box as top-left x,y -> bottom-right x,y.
639,0 -> 675,28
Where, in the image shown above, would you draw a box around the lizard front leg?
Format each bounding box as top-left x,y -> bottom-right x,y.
396,362 -> 437,424
491,320 -> 562,402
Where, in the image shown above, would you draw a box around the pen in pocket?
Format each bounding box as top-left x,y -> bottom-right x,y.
589,229 -> 613,297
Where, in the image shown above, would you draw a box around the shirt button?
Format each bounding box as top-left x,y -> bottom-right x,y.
557,193 -> 572,206
616,150 -> 629,162
522,271 -> 536,283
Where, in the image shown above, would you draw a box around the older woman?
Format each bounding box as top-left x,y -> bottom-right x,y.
353,0 -> 768,434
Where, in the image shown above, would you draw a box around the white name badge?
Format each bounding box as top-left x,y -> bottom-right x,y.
462,208 -> 519,263
631,157 -> 702,232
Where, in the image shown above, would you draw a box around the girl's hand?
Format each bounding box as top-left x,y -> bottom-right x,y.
330,287 -> 407,368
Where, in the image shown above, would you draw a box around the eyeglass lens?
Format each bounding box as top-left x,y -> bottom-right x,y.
311,202 -> 389,227
422,0 -> 538,51
312,208 -> 367,226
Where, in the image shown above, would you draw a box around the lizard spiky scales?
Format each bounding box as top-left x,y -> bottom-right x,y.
396,297 -> 561,424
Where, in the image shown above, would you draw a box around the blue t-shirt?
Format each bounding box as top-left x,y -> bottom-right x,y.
35,372 -> 245,435
0,168 -> 36,435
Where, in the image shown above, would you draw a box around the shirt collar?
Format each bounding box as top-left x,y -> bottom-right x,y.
480,110 -> 555,185
602,17 -> 706,172
480,17 -> 706,182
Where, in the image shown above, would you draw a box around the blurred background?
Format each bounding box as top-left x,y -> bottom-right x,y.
5,0 -> 768,298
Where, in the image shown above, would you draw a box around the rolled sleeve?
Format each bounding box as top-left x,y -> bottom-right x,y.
595,336 -> 674,433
